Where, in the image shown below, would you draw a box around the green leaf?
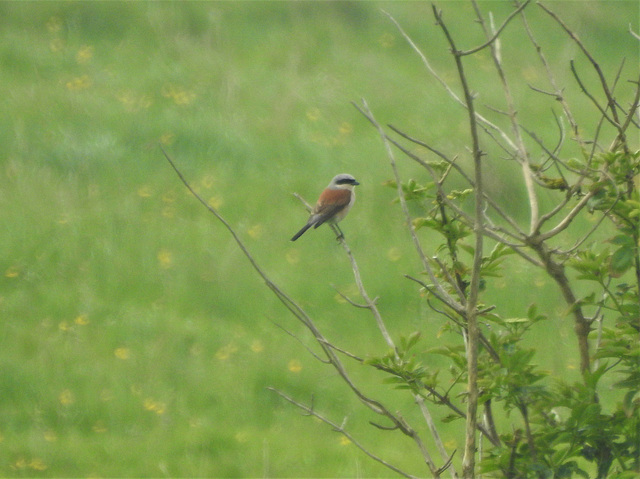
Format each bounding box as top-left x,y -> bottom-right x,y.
610,234 -> 635,247
504,317 -> 529,324
610,245 -> 635,277
622,389 -> 639,417
403,331 -> 421,351
441,413 -> 462,423
613,372 -> 640,390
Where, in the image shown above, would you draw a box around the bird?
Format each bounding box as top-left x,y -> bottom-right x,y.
291,173 -> 360,241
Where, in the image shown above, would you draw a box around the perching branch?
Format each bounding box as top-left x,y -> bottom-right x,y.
162,145 -> 440,478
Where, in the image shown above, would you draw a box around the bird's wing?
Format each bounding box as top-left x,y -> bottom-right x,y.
312,189 -> 351,228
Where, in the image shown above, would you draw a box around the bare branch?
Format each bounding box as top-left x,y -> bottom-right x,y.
332,284 -> 375,309
267,388 -> 421,479
268,319 -> 329,364
317,337 -> 365,363
520,4 -> 585,147
416,395 -> 460,479
569,60 -> 620,129
536,190 -> 596,241
353,99 -> 466,315
354,100 -> 465,477
460,0 -> 531,56
381,9 -> 518,153
338,234 -> 396,350
538,2 -> 629,153
611,74 -> 640,151
471,0 -> 539,234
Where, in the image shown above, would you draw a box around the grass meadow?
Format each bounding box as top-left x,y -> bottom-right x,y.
1,2 -> 638,477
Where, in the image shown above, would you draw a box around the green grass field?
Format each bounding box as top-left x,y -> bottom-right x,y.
1,2 -> 638,477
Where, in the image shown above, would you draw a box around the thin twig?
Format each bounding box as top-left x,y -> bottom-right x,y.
538,2 -> 628,154
337,234 -> 397,351
353,100 -> 466,315
268,319 -> 329,364
267,388 -> 420,479
332,285 -> 375,309
471,0 -> 539,234
386,124 -> 527,243
460,0 -> 531,56
381,9 -> 518,153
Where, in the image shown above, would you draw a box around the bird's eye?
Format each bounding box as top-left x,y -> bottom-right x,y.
337,178 -> 357,185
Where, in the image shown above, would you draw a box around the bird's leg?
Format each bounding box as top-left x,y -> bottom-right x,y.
333,224 -> 345,240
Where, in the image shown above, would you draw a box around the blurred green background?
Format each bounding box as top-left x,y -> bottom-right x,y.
1,1 -> 637,477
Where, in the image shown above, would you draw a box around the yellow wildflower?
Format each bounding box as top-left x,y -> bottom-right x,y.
157,249 -> 173,269
338,122 -> 353,135
5,266 -> 19,278
285,249 -> 300,265
137,185 -> 153,198
114,347 -> 130,360
59,389 -> 75,406
379,32 -> 395,48
66,75 -> 92,91
46,16 -> 62,33
215,343 -> 238,360
306,107 -> 321,121
248,224 -> 263,239
76,45 -> 94,64
159,132 -> 175,145
92,421 -> 107,433
208,196 -> 223,209
143,398 -> 166,415
387,247 -> 402,262
288,359 -> 302,373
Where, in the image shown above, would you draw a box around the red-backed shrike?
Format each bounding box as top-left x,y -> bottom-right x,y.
291,173 -> 360,241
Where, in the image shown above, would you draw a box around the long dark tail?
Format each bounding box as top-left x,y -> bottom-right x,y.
291,222 -> 313,241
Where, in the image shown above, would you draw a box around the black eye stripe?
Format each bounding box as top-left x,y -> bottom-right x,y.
336,178 -> 357,185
